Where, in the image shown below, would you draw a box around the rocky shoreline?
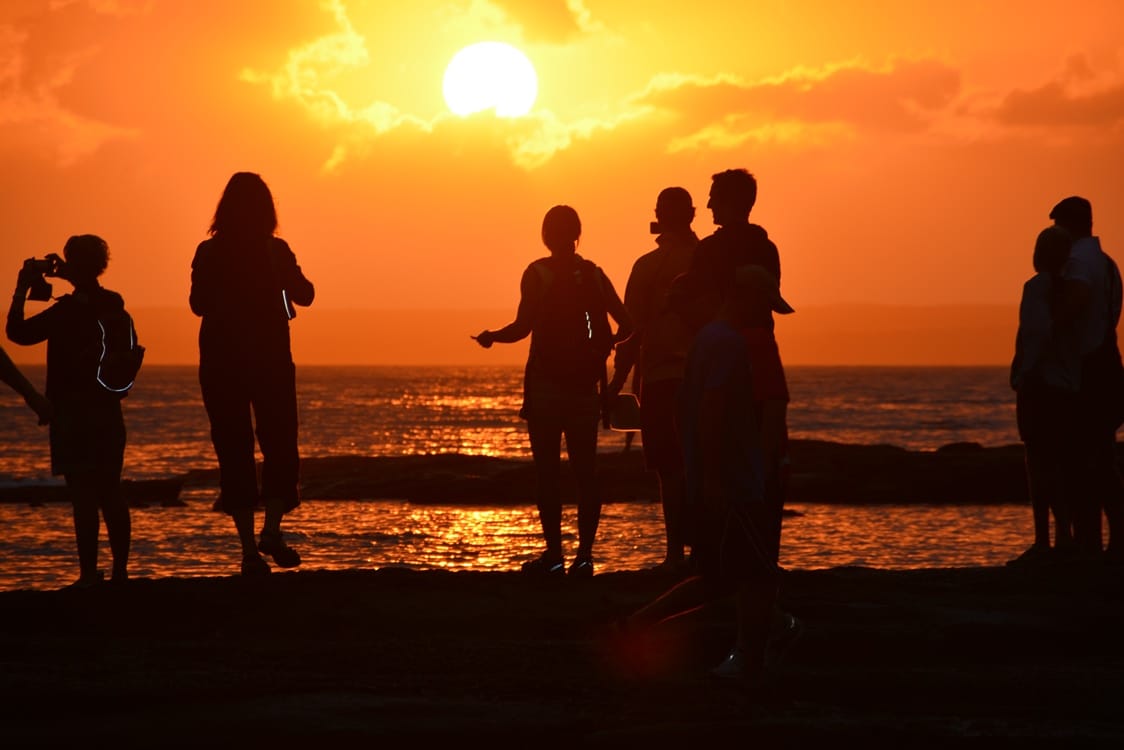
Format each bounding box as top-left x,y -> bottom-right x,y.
1,564 -> 1121,743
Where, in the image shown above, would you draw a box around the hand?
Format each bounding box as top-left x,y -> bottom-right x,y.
16,260 -> 39,293
472,330 -> 494,349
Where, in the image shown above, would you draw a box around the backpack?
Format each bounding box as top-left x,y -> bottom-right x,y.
94,305 -> 145,396
528,256 -> 614,388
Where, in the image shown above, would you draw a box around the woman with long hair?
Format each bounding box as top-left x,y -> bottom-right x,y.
474,205 -> 631,577
190,172 -> 315,575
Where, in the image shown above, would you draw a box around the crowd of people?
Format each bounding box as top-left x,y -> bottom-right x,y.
3,167 -> 1121,683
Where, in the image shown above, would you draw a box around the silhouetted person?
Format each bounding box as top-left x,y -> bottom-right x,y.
0,345 -> 51,424
1052,196 -> 1124,560
7,235 -> 130,587
1009,226 -> 1081,565
609,187 -> 698,571
474,205 -> 631,577
191,172 -> 315,576
614,264 -> 793,682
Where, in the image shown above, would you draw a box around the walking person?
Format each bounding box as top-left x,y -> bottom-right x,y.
191,172 -> 315,576
7,236 -> 134,587
474,205 -> 631,577
1008,225 -> 1081,565
609,186 -> 698,572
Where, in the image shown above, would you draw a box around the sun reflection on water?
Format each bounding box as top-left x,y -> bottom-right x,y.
0,498 -> 1039,592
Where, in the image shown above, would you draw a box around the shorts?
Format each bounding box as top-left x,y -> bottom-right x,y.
639,378 -> 683,474
690,495 -> 778,584
49,398 -> 126,478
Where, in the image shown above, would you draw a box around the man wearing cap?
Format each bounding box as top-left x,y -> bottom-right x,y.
1052,196 -> 1124,560
609,186 -> 699,571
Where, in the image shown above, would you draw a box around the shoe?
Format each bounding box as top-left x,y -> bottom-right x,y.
710,646 -> 765,683
258,531 -> 301,568
241,553 -> 271,577
766,611 -> 804,667
521,552 -> 565,576
1005,543 -> 1052,568
568,555 -> 594,578
63,571 -> 104,590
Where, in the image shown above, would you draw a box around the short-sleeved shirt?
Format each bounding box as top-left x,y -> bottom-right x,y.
1063,236 -> 1122,356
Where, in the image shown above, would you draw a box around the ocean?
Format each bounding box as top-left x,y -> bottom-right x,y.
0,365 -> 1032,590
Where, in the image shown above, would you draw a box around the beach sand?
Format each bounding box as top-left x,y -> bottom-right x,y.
2,563 -> 1122,744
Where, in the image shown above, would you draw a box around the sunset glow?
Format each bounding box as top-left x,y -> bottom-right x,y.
443,41 -> 538,117
1,1 -> 1122,366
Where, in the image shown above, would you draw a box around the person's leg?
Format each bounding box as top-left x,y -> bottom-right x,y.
657,468 -> 686,565
98,470 -> 130,582
65,471 -> 101,584
527,415 -> 564,563
201,368 -> 263,567
1094,431 -> 1124,557
254,361 -> 301,538
1023,442 -> 1054,549
564,411 -> 601,565
625,575 -> 718,630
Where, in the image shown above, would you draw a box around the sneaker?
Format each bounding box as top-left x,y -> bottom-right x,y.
568,556 -> 594,578
241,553 -> 271,577
521,552 -> 565,576
258,531 -> 301,568
710,646 -> 764,683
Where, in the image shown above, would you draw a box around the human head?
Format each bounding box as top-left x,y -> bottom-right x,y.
62,234 -> 109,283
1049,196 -> 1092,238
541,204 -> 581,254
654,187 -> 695,231
1033,225 -> 1071,275
707,169 -> 757,226
209,172 -> 279,237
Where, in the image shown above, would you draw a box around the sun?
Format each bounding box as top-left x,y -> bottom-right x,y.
443,41 -> 538,118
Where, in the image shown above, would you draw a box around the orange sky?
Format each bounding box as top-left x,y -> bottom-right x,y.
2,0 -> 1123,365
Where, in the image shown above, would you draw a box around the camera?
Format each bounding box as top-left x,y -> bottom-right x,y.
23,254 -> 64,302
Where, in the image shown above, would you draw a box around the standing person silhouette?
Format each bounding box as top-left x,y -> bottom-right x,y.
191,172 -> 315,576
609,187 -> 698,572
474,205 -> 631,577
613,264 -> 794,682
1008,226 -> 1081,565
1051,196 -> 1124,560
7,235 -> 131,587
0,344 -> 51,424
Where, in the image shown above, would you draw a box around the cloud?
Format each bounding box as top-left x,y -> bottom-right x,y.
241,0 -> 628,172
0,22 -> 136,164
483,0 -> 602,42
995,56 -> 1124,128
635,59 -> 962,152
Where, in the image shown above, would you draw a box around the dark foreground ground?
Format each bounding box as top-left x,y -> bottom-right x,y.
1,564 -> 1122,745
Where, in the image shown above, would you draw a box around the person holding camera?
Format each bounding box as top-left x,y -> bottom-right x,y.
7,235 -> 131,587
190,172 -> 315,576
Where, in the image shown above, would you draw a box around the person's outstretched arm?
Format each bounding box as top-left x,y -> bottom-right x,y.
0,345 -> 50,424
474,266 -> 539,347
